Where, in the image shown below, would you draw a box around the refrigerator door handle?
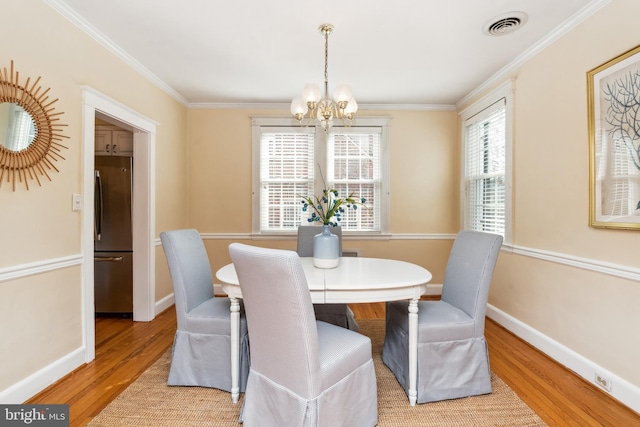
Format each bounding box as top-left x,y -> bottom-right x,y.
94,256 -> 124,262
94,170 -> 103,241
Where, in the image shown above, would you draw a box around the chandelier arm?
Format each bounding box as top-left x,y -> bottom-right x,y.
291,23 -> 354,131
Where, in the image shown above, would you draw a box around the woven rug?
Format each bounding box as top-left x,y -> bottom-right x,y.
88,319 -> 546,426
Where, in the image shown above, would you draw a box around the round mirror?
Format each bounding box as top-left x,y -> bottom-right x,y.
0,61 -> 68,191
0,102 -> 38,152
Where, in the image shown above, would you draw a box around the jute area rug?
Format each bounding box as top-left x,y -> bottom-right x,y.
88,319 -> 546,426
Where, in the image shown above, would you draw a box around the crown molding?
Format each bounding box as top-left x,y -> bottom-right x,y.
188,102 -> 455,111
456,0 -> 612,109
46,0 -> 611,113
44,0 -> 189,107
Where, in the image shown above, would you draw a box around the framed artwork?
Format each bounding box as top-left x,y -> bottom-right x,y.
588,44 -> 640,230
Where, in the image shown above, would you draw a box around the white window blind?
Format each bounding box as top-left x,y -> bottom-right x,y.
259,127 -> 315,232
252,117 -> 390,234
463,99 -> 506,236
327,128 -> 381,231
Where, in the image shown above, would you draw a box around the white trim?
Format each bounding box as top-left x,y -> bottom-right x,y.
0,255 -> 82,283
457,0 -> 611,108
487,304 -> 640,414
0,347 -> 85,404
507,243 -> 640,282
424,283 -> 443,296
191,102 -> 456,111
459,79 -> 514,245
6,240 -> 633,286
81,87 -> 158,368
46,0 -> 609,112
458,79 -> 514,120
250,115 -> 392,127
44,0 -> 188,107
197,232 -> 640,283
155,292 -> 175,316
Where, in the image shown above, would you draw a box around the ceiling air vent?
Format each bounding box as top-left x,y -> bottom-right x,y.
483,12 -> 528,36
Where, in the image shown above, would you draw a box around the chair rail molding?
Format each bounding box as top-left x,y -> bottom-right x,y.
168,233 -> 640,283
0,254 -> 83,283
504,243 -> 640,283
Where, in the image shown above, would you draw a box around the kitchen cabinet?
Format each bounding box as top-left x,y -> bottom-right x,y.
95,126 -> 133,156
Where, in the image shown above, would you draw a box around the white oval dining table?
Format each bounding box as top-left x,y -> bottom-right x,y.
215,256 -> 432,406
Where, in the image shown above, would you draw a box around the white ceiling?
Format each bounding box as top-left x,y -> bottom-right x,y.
47,0 -> 605,108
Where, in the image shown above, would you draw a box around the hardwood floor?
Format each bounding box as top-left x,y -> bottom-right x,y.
27,303 -> 639,426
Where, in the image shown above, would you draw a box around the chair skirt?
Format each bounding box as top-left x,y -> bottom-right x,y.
168,329 -> 250,393
240,322 -> 377,427
382,308 -> 492,403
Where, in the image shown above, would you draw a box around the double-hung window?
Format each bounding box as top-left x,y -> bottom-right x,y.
257,126 -> 315,231
326,128 -> 381,231
252,117 -> 389,234
460,81 -> 513,241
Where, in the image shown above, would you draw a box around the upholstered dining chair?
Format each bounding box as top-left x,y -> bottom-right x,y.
297,225 -> 359,331
382,230 -> 503,403
160,229 -> 250,392
229,243 -> 378,427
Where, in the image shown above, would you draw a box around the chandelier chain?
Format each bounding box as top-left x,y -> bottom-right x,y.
324,28 -> 329,99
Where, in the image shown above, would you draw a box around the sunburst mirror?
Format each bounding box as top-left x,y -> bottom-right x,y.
0,60 -> 68,191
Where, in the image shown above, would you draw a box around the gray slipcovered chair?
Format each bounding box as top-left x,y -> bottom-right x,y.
297,225 -> 359,331
382,230 -> 503,403
160,229 -> 250,392
229,243 -> 378,427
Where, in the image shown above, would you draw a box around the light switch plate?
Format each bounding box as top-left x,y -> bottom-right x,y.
72,194 -> 82,212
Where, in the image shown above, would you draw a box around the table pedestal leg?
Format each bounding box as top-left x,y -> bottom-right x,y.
408,298 -> 419,406
230,297 -> 240,404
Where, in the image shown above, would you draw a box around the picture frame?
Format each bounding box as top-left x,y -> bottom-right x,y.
587,44 -> 640,230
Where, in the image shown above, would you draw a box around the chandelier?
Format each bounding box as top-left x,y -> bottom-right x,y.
290,24 -> 357,131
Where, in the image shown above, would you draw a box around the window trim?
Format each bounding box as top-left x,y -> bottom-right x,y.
251,116 -> 391,236
458,79 -> 514,244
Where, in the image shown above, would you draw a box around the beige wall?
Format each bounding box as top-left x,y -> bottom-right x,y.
3,0 -> 639,411
0,1 -> 188,395
186,109 -> 458,281
481,0 -> 640,390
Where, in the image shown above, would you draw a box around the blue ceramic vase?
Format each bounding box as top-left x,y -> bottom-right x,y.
313,225 -> 340,268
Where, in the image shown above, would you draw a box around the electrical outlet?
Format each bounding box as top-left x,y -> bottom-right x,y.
595,373 -> 611,392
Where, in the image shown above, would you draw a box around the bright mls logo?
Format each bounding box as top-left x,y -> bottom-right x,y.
0,405 -> 69,426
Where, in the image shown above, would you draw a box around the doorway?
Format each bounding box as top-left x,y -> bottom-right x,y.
81,87 -> 157,362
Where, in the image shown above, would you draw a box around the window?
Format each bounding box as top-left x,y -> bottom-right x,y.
252,117 -> 390,234
460,81 -> 513,241
327,128 -> 381,231
258,126 -> 315,232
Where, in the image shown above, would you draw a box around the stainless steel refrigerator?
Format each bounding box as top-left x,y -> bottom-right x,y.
94,156 -> 133,316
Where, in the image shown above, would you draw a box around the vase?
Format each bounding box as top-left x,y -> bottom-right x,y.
313,225 -> 340,268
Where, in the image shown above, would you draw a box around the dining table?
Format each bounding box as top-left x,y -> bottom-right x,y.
215,256 -> 432,406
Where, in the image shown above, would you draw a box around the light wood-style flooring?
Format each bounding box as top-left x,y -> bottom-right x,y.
27,302 -> 640,426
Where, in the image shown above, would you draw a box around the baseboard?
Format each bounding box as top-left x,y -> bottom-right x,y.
424,283 -> 443,296
487,304 -> 640,414
155,292 -> 175,315
0,347 -> 85,404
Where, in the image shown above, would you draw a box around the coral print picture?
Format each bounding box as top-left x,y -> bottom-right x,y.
588,44 -> 640,230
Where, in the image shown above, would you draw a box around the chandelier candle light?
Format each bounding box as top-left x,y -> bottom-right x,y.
290,24 -> 357,131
